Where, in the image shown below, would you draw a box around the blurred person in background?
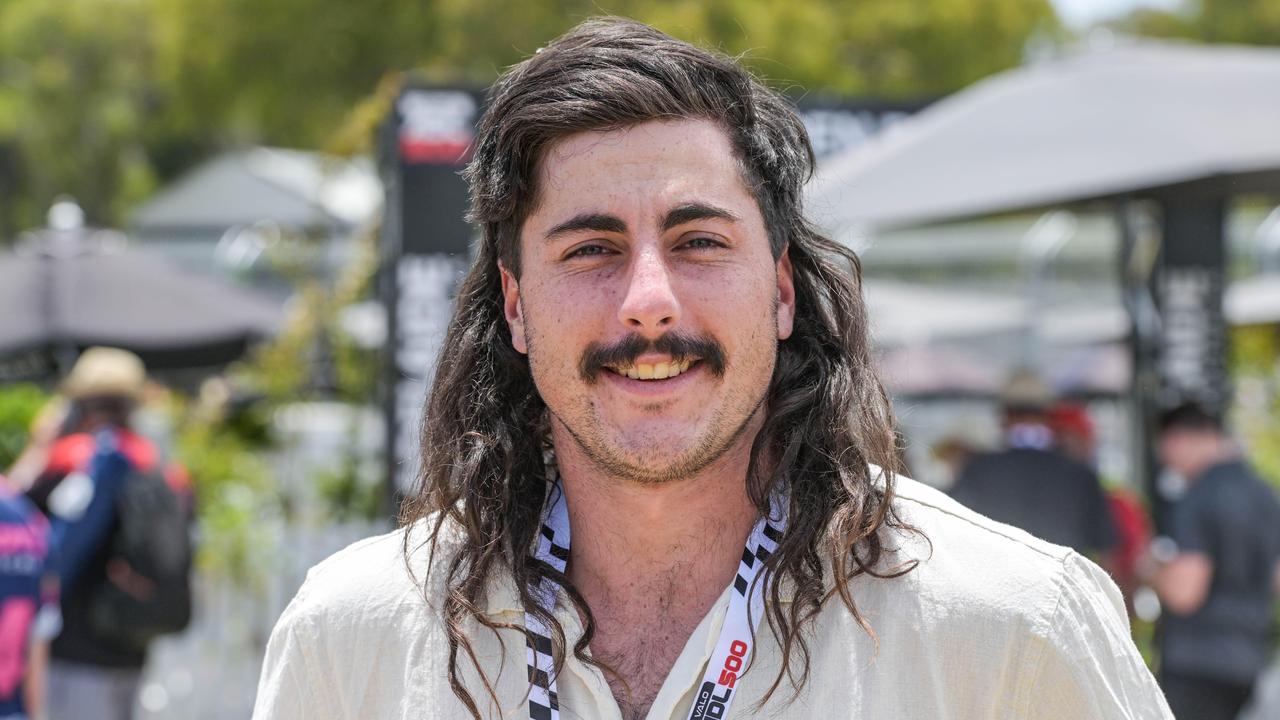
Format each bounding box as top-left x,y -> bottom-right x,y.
5,401 -> 70,496
929,420 -> 986,489
19,348 -> 193,720
1049,403 -> 1151,614
0,474 -> 60,720
1147,403 -> 1280,720
950,371 -> 1118,558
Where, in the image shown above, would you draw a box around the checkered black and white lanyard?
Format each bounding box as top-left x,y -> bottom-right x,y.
525,471 -> 785,720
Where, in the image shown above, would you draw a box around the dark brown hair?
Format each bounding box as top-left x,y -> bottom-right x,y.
400,16 -> 918,717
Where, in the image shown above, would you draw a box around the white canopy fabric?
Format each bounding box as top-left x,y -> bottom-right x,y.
131,147 -> 380,231
1227,274 -> 1280,326
863,279 -> 1027,346
808,39 -> 1280,234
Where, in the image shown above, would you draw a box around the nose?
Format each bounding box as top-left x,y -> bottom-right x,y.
617,246 -> 680,337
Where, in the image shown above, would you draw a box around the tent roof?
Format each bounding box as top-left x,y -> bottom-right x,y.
131,147 -> 380,231
864,280 -> 1027,346
808,39 -> 1280,233
0,235 -> 282,370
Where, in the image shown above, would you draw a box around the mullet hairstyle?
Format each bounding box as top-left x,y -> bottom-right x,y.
400,16 -> 919,717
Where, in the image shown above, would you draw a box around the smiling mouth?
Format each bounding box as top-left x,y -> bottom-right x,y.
606,359 -> 695,380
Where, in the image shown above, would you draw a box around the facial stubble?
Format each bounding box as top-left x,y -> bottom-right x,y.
522,296 -> 779,486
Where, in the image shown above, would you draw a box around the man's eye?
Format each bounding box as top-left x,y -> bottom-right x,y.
682,236 -> 724,250
566,244 -> 611,259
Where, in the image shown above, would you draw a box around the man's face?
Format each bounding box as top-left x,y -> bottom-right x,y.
501,118 -> 795,484
1157,428 -> 1214,479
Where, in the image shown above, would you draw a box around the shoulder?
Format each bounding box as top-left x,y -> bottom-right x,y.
116,430 -> 160,471
0,489 -> 39,522
890,473 -> 1078,569
1185,463 -> 1256,510
256,518 -> 457,718
45,433 -> 95,474
0,491 -> 50,548
283,519 -> 450,629
956,447 -> 1091,481
854,476 -> 1167,716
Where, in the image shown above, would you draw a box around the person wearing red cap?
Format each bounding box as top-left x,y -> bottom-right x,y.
1047,403 -> 1151,615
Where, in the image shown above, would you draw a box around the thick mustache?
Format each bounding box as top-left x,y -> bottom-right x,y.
579,333 -> 726,383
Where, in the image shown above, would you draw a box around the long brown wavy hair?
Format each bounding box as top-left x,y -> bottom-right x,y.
399,17 -> 919,718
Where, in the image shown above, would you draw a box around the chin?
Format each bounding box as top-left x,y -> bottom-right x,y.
580,431 -> 729,485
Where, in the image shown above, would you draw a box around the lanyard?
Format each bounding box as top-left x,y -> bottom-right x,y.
524,470 -> 785,720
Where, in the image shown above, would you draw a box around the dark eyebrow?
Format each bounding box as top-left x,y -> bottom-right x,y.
544,213 -> 627,241
661,203 -> 740,232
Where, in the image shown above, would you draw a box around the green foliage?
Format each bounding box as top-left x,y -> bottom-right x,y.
0,0 -> 160,234
1111,0 -> 1280,45
423,0 -> 1060,99
314,443 -> 385,522
222,220 -> 382,527
169,218 -> 384,580
240,222 -> 381,407
172,398 -> 279,589
0,0 -> 1062,238
0,383 -> 49,471
1230,325 -> 1280,491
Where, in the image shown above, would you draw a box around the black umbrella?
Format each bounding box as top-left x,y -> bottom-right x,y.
0,221 -> 282,379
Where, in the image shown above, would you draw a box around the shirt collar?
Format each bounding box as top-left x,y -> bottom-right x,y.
479,466 -> 901,618
482,547 -> 804,618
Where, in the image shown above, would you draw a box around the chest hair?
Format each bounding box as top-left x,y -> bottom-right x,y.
590,599 -> 708,720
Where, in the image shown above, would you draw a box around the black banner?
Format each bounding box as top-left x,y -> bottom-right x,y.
1154,199 -> 1229,418
793,97 -> 928,163
379,84 -> 482,500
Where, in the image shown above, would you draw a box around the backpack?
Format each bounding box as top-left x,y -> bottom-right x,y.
87,464 -> 193,653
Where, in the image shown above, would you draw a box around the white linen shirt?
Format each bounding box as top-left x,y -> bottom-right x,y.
252,476 -> 1172,719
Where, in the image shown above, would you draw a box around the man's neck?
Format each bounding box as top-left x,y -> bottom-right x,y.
549,421 -> 763,718
1187,442 -> 1238,482
552,429 -> 761,612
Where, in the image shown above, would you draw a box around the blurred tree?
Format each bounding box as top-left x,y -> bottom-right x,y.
1111,0 -> 1280,45
0,384 -> 49,471
425,0 -> 1059,99
0,0 -> 1059,237
149,0 -> 438,149
0,0 -> 160,234
1231,325 -> 1280,492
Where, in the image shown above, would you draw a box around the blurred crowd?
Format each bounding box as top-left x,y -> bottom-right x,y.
942,370 -> 1280,720
2,351 -> 1279,720
0,348 -> 193,720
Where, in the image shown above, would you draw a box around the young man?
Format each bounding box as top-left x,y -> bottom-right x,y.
255,18 -> 1170,719
1149,403 -> 1280,720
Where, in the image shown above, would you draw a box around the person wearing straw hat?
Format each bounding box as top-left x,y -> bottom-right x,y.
951,369 -> 1118,559
22,347 -> 190,720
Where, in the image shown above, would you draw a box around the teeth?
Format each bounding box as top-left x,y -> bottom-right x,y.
611,360 -> 695,381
